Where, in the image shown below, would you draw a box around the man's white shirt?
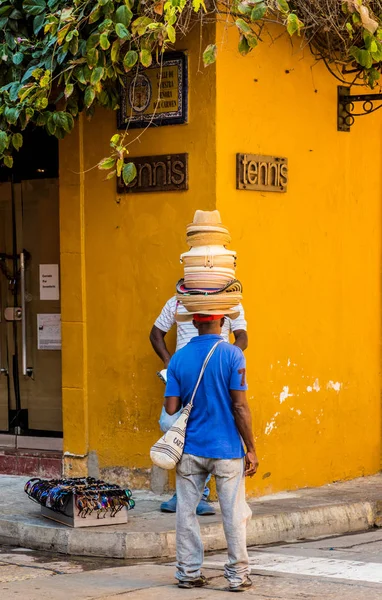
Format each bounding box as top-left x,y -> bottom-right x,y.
155,296 -> 247,351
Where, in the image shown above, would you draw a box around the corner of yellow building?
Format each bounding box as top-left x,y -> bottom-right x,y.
59,18 -> 381,496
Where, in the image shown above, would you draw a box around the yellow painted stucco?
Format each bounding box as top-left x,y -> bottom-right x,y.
60,20 -> 381,495
215,23 -> 381,493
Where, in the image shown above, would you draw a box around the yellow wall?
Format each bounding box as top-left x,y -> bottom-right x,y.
216,23 -> 381,493
60,20 -> 381,494
60,23 -> 218,482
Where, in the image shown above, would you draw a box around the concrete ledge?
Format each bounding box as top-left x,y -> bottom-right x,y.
0,500 -> 377,559
0,474 -> 381,559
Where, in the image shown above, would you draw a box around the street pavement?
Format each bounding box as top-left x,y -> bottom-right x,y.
2,529 -> 382,599
1,474 -> 381,558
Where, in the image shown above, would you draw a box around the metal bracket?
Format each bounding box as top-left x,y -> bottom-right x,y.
338,85 -> 382,132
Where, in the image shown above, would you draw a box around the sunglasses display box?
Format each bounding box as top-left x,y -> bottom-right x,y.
41,496 -> 129,528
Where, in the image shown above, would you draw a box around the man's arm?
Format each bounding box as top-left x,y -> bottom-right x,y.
150,298 -> 177,368
231,304 -> 248,351
149,325 -> 172,368
230,389 -> 259,477
164,395 -> 181,415
233,329 -> 248,351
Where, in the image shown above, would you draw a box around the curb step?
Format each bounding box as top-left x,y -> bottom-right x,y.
0,499 -> 378,559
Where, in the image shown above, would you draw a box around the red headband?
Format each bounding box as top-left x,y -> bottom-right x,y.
193,314 -> 224,322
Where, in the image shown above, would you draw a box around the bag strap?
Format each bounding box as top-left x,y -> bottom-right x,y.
189,339 -> 223,409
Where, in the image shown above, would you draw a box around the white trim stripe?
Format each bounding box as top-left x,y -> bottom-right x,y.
203,552 -> 382,584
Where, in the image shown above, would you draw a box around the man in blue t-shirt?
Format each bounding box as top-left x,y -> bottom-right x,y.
164,313 -> 258,593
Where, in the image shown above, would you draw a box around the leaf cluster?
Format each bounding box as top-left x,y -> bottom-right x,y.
0,0 -> 381,183
281,1 -> 382,88
0,0 -> 192,182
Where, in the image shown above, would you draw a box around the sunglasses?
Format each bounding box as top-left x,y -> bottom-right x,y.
24,477 -> 135,518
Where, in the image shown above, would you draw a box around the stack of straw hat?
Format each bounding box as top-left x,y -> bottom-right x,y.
175,210 -> 242,321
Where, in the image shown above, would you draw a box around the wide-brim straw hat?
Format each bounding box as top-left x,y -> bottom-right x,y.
184,272 -> 236,290
187,224 -> 229,235
181,246 -> 236,269
186,231 -> 231,248
176,278 -> 243,295
185,266 -> 235,280
175,307 -> 241,322
177,294 -> 242,314
182,255 -> 236,269
185,266 -> 235,276
181,245 -> 236,258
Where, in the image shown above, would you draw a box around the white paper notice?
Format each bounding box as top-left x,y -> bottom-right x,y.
37,314 -> 61,350
40,264 -> 59,300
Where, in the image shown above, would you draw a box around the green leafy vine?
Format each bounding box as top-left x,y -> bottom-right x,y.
0,0 -> 381,182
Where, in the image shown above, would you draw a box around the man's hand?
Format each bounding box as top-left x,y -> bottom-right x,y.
244,451 -> 259,477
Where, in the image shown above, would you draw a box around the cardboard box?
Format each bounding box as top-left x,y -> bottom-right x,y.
41,495 -> 129,527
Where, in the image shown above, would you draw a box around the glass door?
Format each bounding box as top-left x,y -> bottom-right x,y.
0,134 -> 62,438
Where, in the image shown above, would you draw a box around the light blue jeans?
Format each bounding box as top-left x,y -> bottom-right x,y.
159,406 -> 211,499
175,453 -> 252,586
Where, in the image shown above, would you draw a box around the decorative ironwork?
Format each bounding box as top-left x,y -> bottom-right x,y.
338,86 -> 382,132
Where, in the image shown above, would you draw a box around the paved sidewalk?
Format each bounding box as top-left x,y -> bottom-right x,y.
0,474 -> 381,559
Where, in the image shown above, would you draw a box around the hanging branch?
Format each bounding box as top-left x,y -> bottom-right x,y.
0,0 -> 381,182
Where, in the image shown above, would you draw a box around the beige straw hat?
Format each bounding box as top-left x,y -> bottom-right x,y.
186,231 -> 231,247
181,245 -> 236,257
182,255 -> 236,269
176,209 -> 243,319
187,210 -> 223,228
181,246 -> 236,269
186,210 -> 231,247
177,294 -> 242,313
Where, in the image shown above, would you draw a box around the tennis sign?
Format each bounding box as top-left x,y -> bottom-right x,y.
236,153 -> 288,193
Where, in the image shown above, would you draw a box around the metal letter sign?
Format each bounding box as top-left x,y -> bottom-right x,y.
236,154 -> 288,192
117,52 -> 188,129
117,154 -> 188,193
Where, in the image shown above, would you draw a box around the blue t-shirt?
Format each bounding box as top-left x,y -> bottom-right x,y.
165,334 -> 247,459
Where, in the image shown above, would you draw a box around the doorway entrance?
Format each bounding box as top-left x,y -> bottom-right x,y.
0,129 -> 62,451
